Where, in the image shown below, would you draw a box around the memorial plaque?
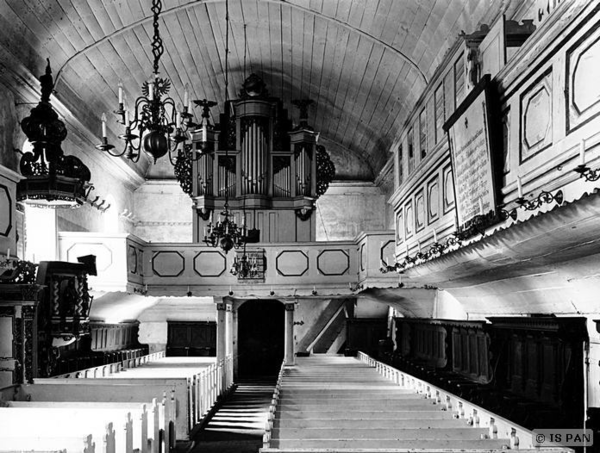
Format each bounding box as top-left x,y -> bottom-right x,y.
444,76 -> 499,228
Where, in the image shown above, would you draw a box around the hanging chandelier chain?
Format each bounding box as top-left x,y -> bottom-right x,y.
223,0 -> 230,211
151,0 -> 164,75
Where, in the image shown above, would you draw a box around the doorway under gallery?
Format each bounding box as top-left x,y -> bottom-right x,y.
236,299 -> 285,378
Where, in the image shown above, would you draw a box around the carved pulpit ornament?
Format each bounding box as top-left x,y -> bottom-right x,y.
17,60 -> 93,208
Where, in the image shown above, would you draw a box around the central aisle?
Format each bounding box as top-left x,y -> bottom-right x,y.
188,377 -> 276,453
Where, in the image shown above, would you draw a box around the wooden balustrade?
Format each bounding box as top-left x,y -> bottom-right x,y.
263,360 -> 285,449
357,351 -> 554,450
53,350 -> 165,379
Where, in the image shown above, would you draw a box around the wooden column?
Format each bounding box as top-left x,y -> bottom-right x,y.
284,303 -> 295,366
216,301 -> 227,389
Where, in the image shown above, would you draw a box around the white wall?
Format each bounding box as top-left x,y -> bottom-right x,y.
133,180 -> 193,243
316,182 -> 388,241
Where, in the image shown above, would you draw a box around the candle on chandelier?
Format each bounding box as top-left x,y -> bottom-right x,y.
118,81 -> 123,104
580,140 -> 586,166
6,248 -> 10,259
183,84 -> 189,109
147,78 -> 154,101
517,176 -> 523,198
478,198 -> 484,215
417,240 -> 421,252
101,113 -> 107,138
433,229 -> 438,243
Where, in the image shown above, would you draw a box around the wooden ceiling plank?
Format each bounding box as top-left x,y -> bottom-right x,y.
257,0 -> 274,91
0,2 -> 48,67
54,0 -> 95,46
290,0 -> 311,10
334,0 -> 352,23
102,0 -> 125,30
23,0 -> 77,60
371,0 -> 393,41
57,60 -> 110,136
380,0 -> 405,44
2,8 -> 70,77
309,15 -> 327,120
107,35 -> 146,102
387,70 -> 420,135
337,37 -> 376,142
94,44 -> 139,113
120,30 -> 155,91
362,60 -> 393,136
405,5 -> 432,64
68,0 -> 105,42
267,2 -> 283,98
330,31 -> 360,138
368,62 -> 409,152
347,43 -> 385,149
320,0 -> 337,19
389,0 -> 416,52
127,0 -> 146,22
279,3 -> 293,105
358,0 -> 379,34
301,9 -> 316,100
205,2 -> 230,106
190,5 -> 224,106
319,23 -> 349,142
84,0 -> 118,36
346,1 -> 365,30
290,6 -> 306,101
313,18 -> 337,130
176,9 -> 213,103
158,15 -> 190,109
224,2 -> 244,97
309,0 -> 324,15
238,0 -> 258,79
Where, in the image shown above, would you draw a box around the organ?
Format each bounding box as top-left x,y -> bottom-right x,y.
189,74 -> 334,244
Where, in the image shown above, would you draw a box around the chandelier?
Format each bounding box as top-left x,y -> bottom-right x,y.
17,60 -> 93,208
203,209 -> 245,253
201,0 -> 246,254
230,250 -> 259,278
97,0 -> 197,164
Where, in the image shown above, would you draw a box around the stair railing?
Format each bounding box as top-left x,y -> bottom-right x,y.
357,351 -> 566,451
263,360 -> 285,449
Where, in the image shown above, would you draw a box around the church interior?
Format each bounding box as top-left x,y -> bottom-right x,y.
1,0 -> 599,452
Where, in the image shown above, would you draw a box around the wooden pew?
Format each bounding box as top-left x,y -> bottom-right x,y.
6,384 -> 174,452
1,400 -> 165,453
0,410 -> 129,453
33,377 -> 186,440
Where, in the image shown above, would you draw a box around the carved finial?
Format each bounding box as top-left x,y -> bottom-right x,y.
40,58 -> 54,103
292,99 -> 314,129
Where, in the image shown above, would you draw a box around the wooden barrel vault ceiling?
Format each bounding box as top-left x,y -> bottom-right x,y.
0,0 -> 511,183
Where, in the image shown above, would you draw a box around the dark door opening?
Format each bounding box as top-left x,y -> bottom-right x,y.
237,300 -> 285,378
167,321 -> 216,356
